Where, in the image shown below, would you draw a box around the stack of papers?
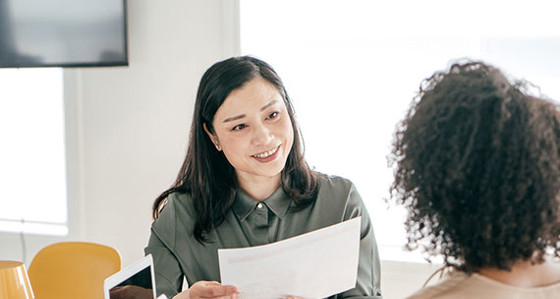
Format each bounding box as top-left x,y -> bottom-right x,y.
218,217 -> 361,298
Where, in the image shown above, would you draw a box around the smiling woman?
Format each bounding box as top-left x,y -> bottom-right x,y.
144,56 -> 382,299
204,77 -> 294,200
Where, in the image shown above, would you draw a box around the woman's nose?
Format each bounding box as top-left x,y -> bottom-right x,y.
251,121 -> 273,145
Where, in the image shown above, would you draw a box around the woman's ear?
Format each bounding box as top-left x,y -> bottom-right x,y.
203,123 -> 221,151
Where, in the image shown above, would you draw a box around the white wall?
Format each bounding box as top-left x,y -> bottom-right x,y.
75,0 -> 239,266
0,0 -> 439,297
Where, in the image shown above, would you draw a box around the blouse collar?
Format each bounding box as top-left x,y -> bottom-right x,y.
232,185 -> 291,221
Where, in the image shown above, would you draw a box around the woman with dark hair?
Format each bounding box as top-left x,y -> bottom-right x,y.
390,61 -> 560,298
145,56 -> 381,299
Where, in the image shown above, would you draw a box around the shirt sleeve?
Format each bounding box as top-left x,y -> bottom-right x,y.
336,181 -> 383,299
144,195 -> 184,298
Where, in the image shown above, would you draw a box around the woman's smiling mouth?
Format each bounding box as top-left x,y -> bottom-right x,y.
252,145 -> 280,159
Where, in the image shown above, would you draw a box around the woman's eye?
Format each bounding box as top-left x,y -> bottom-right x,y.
267,111 -> 279,119
232,124 -> 246,131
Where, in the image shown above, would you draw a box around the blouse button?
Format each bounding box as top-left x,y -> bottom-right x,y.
257,203 -> 263,209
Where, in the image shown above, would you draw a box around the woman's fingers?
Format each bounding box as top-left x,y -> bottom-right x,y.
189,281 -> 239,299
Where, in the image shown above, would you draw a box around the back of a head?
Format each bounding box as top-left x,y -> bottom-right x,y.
390,61 -> 560,272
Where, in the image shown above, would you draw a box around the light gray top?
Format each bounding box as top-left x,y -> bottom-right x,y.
407,270 -> 560,299
145,175 -> 382,298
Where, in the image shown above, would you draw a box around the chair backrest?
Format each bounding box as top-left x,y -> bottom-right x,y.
28,241 -> 121,299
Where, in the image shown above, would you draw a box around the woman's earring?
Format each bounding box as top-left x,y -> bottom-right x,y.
215,143 -> 221,151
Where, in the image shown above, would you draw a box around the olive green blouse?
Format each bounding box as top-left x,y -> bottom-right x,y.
145,175 -> 382,298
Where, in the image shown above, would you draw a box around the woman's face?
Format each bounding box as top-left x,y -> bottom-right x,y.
205,76 -> 294,185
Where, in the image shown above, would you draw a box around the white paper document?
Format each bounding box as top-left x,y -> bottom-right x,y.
218,217 -> 361,299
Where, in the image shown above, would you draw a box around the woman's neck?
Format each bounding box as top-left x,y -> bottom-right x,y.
478,259 -> 560,287
236,173 -> 281,201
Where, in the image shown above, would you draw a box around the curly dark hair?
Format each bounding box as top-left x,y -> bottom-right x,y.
389,61 -> 560,273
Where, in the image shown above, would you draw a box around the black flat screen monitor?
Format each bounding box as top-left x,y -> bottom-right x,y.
0,0 -> 128,68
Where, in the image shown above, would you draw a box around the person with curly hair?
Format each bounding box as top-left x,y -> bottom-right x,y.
390,61 -> 560,298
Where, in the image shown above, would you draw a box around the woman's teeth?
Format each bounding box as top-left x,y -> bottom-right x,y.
253,146 -> 278,158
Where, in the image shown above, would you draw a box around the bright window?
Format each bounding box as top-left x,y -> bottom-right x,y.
0,68 -> 67,235
240,0 -> 560,262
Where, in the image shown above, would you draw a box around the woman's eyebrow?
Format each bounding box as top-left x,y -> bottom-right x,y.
223,114 -> 245,123
260,99 -> 279,111
222,100 -> 280,123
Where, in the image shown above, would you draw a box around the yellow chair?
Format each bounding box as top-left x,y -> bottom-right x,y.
28,241 -> 121,299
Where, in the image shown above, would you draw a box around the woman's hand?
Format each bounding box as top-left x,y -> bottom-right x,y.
172,281 -> 240,299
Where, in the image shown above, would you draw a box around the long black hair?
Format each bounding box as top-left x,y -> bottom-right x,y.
390,61 -> 560,273
152,56 -> 319,243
